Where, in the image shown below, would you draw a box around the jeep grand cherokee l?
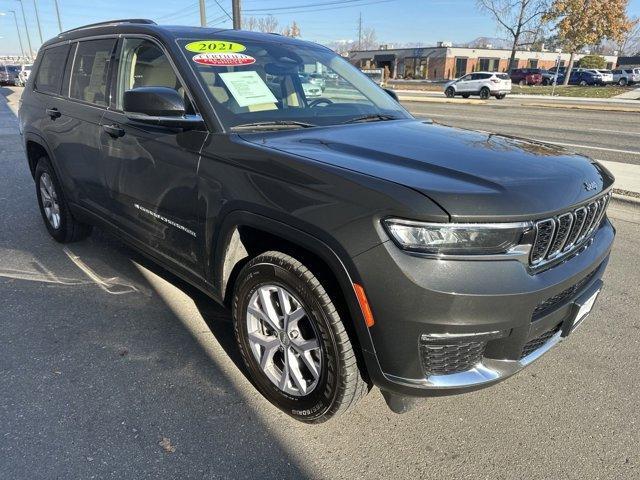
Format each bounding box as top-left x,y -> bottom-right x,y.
19,20 -> 615,423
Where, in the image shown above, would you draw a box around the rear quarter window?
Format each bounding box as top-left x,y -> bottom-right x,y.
69,39 -> 117,106
34,45 -> 70,94
497,73 -> 510,80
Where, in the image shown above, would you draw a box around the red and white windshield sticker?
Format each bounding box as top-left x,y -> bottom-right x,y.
192,53 -> 256,66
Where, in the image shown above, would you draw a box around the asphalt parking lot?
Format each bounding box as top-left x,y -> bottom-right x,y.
1,86 -> 639,480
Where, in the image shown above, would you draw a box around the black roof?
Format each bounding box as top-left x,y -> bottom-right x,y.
618,56 -> 640,66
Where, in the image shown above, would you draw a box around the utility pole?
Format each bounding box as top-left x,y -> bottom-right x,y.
9,10 -> 26,58
199,0 -> 206,27
53,0 -> 62,32
15,0 -> 33,58
33,0 -> 43,44
358,12 -> 362,50
232,0 -> 241,29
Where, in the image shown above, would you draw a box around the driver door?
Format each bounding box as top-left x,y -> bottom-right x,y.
99,37 -> 208,275
456,74 -> 473,92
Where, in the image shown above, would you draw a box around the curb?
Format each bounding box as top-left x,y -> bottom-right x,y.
397,95 -> 486,105
522,102 -> 640,114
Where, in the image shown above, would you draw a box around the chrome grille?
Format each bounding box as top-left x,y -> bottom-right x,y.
530,192 -> 611,268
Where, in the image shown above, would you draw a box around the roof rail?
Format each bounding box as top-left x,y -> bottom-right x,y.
60,19 -> 156,36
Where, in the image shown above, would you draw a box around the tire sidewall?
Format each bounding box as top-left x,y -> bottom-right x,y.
34,158 -> 67,241
233,261 -> 340,422
480,87 -> 490,99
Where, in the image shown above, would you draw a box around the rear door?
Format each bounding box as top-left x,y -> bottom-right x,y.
99,36 -> 207,274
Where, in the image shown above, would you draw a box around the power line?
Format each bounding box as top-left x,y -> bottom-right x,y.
209,0 -> 233,21
156,2 -> 201,21
244,0 -> 389,12
245,0 -> 396,16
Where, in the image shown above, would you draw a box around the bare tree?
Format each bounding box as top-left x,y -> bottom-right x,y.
618,17 -> 640,55
282,21 -> 301,38
477,0 -> 551,70
242,15 -> 280,33
360,27 -> 378,50
242,16 -> 259,31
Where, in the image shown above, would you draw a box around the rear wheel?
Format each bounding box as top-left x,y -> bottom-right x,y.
34,157 -> 92,243
579,80 -> 588,86
233,251 -> 369,423
542,78 -> 550,86
479,87 -> 490,99
445,87 -> 455,98
619,78 -> 628,86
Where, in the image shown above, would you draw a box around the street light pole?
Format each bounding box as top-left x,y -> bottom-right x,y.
33,0 -> 43,44
199,0 -> 206,27
53,0 -> 62,32
232,0 -> 241,29
15,0 -> 33,59
9,10 -> 26,58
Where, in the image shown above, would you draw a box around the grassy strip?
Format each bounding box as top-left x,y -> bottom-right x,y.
512,85 -> 636,98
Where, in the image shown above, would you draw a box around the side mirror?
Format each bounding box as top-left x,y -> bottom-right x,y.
383,88 -> 399,102
123,86 -> 205,129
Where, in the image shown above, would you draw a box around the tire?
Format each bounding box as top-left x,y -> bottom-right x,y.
34,156 -> 92,243
519,79 -> 526,87
445,87 -> 455,98
496,93 -> 506,100
233,251 -> 369,423
579,80 -> 588,86
619,78 -> 628,86
479,87 -> 490,99
462,94 -> 470,98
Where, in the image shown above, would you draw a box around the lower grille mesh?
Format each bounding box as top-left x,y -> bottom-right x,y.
419,341 -> 486,376
520,324 -> 562,359
532,267 -> 598,320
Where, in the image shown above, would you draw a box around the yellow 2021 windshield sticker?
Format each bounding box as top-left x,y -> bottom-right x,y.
185,40 -> 246,53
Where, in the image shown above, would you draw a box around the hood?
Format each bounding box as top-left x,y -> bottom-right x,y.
240,120 -> 614,221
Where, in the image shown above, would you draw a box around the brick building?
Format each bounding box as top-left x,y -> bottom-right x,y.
349,45 -> 619,81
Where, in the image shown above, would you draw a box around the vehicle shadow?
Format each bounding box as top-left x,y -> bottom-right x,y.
0,99 -> 310,479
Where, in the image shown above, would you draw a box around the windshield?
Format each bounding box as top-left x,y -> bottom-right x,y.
177,37 -> 410,130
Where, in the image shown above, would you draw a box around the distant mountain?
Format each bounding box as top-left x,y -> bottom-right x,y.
457,37 -> 511,49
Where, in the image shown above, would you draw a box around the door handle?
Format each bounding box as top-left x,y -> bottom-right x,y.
46,108 -> 61,119
102,124 -> 125,138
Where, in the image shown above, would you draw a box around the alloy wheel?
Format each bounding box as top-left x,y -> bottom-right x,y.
39,172 -> 61,230
246,284 -> 322,396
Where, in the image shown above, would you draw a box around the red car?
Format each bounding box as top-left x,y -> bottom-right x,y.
510,68 -> 543,86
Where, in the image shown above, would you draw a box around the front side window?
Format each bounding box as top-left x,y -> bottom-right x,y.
35,45 -> 69,94
69,39 -> 116,106
179,38 -> 410,129
116,38 -> 187,111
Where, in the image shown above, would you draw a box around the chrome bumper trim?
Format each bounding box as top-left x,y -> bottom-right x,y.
384,330 -> 563,390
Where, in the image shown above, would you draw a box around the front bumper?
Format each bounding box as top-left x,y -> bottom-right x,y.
353,218 -> 615,397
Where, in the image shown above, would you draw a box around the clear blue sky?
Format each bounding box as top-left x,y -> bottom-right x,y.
1,0 -> 639,55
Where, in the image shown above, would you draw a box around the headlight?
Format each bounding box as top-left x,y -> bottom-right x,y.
383,219 -> 532,255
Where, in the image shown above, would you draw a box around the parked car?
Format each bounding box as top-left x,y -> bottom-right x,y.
0,65 -> 21,85
444,72 -> 511,99
593,69 -> 614,84
612,68 -> 640,85
18,64 -> 32,86
298,74 -> 323,97
538,69 -> 558,86
557,69 -> 604,86
510,68 -> 543,86
20,20 -> 615,422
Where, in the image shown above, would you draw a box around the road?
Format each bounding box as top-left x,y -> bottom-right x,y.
403,96 -> 640,166
1,86 -> 639,480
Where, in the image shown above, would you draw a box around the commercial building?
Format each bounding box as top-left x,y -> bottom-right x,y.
349,45 -> 619,81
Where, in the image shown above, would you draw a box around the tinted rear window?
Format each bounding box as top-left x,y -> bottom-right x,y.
69,39 -> 116,106
497,73 -> 509,80
35,45 -> 69,94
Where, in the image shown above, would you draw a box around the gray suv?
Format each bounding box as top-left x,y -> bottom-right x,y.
19,19 -> 615,422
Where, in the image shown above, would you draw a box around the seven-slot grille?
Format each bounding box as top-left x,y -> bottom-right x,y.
530,192 -> 611,267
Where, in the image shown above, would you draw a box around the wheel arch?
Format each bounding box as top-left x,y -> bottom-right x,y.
212,210 -> 381,379
24,133 -> 54,179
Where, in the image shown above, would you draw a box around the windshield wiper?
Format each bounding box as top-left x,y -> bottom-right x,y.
230,121 -> 317,132
341,114 -> 401,124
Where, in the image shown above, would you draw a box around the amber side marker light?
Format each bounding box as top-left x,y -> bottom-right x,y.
353,283 -> 375,328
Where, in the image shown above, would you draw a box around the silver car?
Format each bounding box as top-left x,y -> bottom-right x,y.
612,68 -> 640,85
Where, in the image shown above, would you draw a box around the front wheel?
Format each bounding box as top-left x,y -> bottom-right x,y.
579,80 -> 588,86
479,87 -> 490,99
233,251 -> 369,423
619,78 -> 628,86
445,87 -> 455,98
